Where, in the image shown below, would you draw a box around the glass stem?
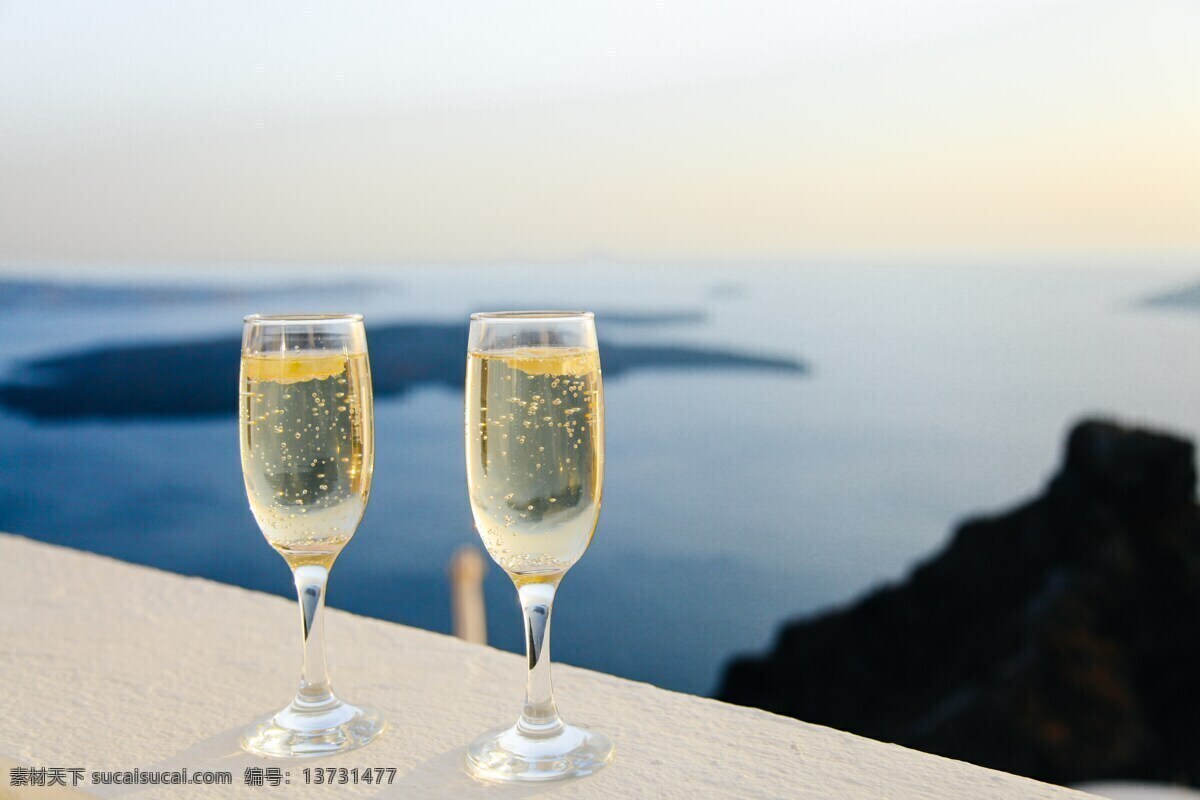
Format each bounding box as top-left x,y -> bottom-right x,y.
517,581 -> 563,734
292,564 -> 335,709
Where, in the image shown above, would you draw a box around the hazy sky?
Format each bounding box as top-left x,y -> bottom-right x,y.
1,0 -> 1197,265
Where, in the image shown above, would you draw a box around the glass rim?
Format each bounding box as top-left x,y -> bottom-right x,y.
469,310 -> 593,321
243,313 -> 364,325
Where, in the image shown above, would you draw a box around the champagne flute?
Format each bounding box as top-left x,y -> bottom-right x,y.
464,311 -> 614,782
238,314 -> 384,758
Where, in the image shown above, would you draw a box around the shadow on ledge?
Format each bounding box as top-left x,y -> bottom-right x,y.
720,418 -> 1200,787
0,321 -> 806,420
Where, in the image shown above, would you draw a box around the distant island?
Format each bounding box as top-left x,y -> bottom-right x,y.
1141,280 -> 1200,309
720,418 -> 1200,787
0,314 -> 805,420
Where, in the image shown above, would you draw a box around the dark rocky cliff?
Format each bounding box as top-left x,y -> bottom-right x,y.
719,419 -> 1200,786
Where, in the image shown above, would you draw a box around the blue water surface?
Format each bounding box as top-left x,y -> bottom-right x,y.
1,263 -> 1197,695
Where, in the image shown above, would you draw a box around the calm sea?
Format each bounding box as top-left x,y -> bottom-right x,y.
1,263 -> 1197,695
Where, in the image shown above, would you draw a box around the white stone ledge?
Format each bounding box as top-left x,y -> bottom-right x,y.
0,533 -> 1102,799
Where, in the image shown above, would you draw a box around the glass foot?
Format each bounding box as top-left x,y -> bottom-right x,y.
466,721 -> 614,782
241,697 -> 384,758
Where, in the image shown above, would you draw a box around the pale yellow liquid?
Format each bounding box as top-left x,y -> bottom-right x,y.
240,352 -> 373,567
466,347 -> 604,583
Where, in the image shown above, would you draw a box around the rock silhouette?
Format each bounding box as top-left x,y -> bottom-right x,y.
720,419 -> 1200,786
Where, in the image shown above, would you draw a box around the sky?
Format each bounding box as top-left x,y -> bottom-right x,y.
0,0 -> 1197,266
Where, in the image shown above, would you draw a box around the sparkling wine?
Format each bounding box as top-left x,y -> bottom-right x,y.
466,346 -> 603,582
240,352 -> 373,567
